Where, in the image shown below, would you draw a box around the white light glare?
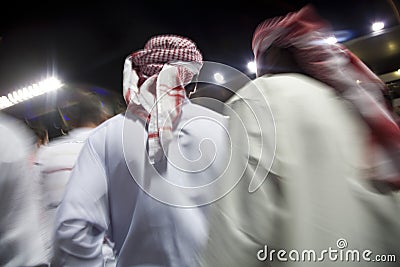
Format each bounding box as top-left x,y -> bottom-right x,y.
0,76 -> 63,110
214,72 -> 225,84
247,61 -> 257,74
326,36 -> 337,44
372,22 -> 384,32
0,96 -> 12,109
42,77 -> 63,92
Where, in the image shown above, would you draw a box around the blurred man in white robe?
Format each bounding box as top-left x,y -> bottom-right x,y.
200,5 -> 400,267
34,91 -> 111,263
0,113 -> 48,267
53,35 -> 228,266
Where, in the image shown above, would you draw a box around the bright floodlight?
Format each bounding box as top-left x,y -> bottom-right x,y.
0,76 -> 63,110
214,72 -> 225,84
41,77 -> 63,92
372,22 -> 384,32
326,36 -> 337,44
247,61 -> 257,74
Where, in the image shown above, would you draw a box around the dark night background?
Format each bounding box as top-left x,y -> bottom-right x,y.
0,0 -> 399,96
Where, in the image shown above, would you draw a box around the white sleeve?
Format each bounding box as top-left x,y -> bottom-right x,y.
53,138 -> 109,267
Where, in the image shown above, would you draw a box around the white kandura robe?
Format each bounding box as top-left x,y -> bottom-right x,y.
34,127 -> 113,263
0,113 -> 48,267
53,99 -> 228,267
199,74 -> 400,267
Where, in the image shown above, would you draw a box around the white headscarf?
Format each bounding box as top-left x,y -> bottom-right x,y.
123,35 -> 203,164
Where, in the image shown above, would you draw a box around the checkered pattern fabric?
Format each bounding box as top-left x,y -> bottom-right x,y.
132,35 -> 203,77
123,35 -> 203,164
252,5 -> 400,189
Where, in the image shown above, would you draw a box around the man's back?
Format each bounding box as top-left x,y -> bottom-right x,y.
35,128 -> 94,211
55,100 -> 228,266
34,127 -> 96,263
200,73 -> 400,267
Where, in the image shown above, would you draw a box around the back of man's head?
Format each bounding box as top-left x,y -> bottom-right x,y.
123,35 -> 204,164
257,45 -> 303,77
67,91 -> 109,129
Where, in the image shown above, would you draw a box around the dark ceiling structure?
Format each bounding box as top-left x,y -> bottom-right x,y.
344,25 -> 400,75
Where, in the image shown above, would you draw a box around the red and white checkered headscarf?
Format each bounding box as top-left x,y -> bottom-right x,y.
123,35 -> 203,164
252,5 -> 400,189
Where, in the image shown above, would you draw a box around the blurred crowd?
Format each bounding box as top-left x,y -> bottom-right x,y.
1,5 -> 400,267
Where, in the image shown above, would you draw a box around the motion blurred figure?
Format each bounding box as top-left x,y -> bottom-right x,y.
200,5 -> 400,267
53,35 -> 227,266
34,91 -> 110,263
0,113 -> 48,267
32,125 -> 49,149
393,98 -> 400,117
